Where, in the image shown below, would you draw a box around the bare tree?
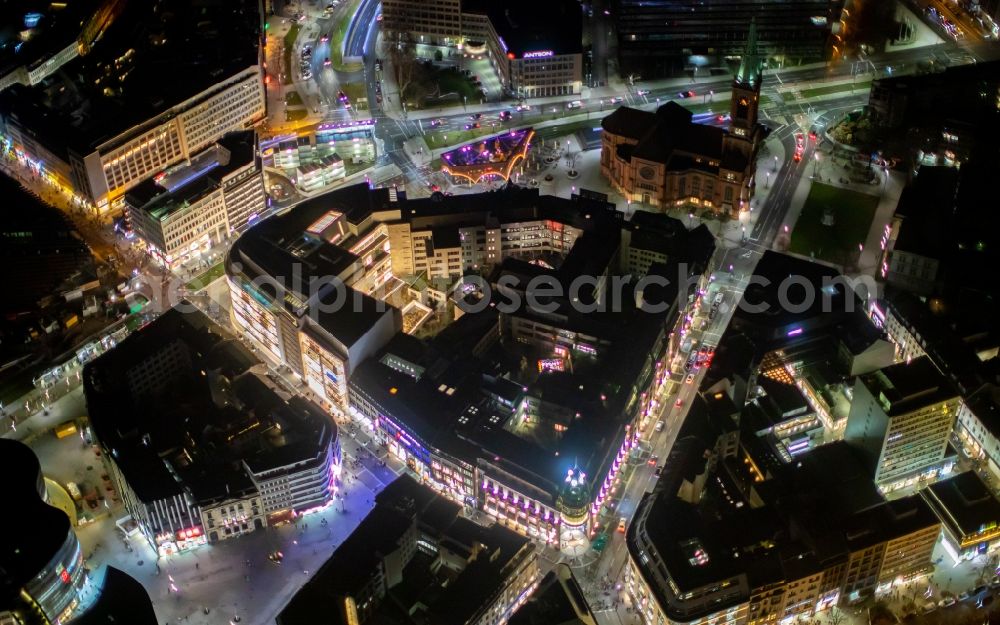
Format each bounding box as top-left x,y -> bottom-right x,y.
383,10 -> 422,104
828,607 -> 846,625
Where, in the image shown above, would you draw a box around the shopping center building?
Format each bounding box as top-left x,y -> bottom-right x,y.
84,307 -> 341,555
227,182 -> 715,549
0,0 -> 265,211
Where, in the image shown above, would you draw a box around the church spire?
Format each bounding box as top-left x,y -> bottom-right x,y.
735,19 -> 763,89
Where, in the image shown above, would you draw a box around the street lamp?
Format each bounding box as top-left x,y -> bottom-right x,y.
812,152 -> 820,179
773,155 -> 778,172
765,171 -> 771,189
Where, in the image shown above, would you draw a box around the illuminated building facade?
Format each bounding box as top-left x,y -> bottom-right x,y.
625,431 -> 940,625
955,385 -> 1000,480
278,475 -> 540,625
225,199 -> 401,413
382,0 -> 462,45
922,471 -> 1000,562
0,440 -> 88,624
125,131 -> 264,267
844,357 -> 959,489
0,0 -> 265,211
84,308 -> 341,555
462,0 -> 583,98
601,24 -> 763,217
381,0 -> 583,98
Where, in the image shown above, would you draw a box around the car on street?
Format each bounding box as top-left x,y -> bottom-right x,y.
268,550 -> 284,564
567,100 -> 583,109
499,110 -> 511,121
637,89 -> 650,96
655,420 -> 665,432
609,96 -> 623,104
320,33 -> 329,43
647,454 -> 659,466
464,122 -> 480,130
685,373 -> 695,384
795,132 -> 804,148
470,112 -> 482,120
793,151 -> 802,162
324,57 -> 331,67
617,517 -> 627,532
678,90 -> 695,98
938,597 -> 956,608
654,465 -> 664,478
808,129 -> 818,141
674,398 -> 683,408
430,119 -> 443,127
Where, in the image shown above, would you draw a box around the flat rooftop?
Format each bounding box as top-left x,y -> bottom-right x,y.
126,131 -> 257,220
278,475 -> 531,625
860,356 -> 957,416
83,307 -> 335,504
0,0 -> 260,155
923,471 -> 1000,539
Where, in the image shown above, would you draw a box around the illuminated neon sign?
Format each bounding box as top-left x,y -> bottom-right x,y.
522,50 -> 554,59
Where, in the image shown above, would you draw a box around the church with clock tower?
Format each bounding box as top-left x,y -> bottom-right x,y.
599,22 -> 765,218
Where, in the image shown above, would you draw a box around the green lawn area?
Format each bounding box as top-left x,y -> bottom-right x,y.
185,262 -> 225,291
788,182 -> 879,266
286,108 -> 308,122
282,23 -> 300,85
783,80 -> 873,103
330,0 -> 363,72
285,91 -> 303,107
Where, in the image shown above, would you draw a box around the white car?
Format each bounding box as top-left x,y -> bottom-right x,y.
566,100 -> 583,109
655,420 -> 665,432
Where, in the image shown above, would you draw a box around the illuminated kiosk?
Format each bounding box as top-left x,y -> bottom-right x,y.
557,466 -> 592,557
441,128 -> 535,184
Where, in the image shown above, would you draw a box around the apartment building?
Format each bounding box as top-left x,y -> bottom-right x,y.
844,357 -> 960,489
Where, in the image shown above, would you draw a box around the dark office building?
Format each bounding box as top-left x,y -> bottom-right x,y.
614,0 -> 844,78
